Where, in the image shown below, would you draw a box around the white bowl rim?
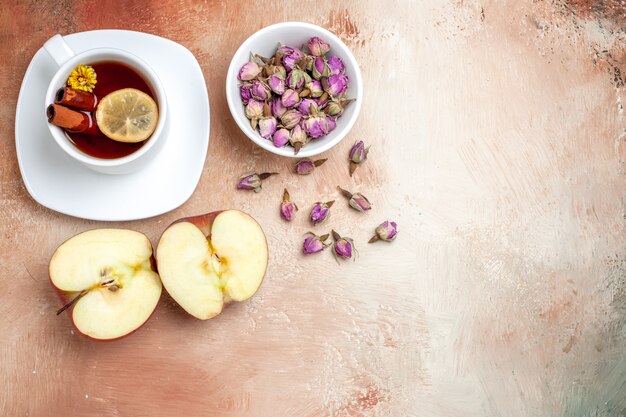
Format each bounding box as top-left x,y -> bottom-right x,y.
226,21 -> 363,158
45,47 -> 168,167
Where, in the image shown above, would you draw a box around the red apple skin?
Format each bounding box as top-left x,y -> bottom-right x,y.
49,230 -> 160,342
156,210 -> 269,316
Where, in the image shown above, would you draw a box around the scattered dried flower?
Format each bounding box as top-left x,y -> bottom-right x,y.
337,186 -> 372,212
237,172 -> 278,193
369,221 -> 398,243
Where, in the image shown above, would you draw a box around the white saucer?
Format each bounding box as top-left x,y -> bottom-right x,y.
15,30 -> 210,221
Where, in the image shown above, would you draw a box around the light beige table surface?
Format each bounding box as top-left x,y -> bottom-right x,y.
1,1 -> 624,416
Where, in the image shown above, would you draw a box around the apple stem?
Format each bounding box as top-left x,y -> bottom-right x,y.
56,289 -> 88,315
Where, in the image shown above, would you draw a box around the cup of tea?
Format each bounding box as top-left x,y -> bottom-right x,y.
43,34 -> 169,175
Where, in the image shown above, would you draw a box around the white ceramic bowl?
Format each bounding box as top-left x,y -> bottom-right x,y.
226,22 -> 363,158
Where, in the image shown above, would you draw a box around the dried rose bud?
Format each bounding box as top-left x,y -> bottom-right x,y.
270,97 -> 287,118
304,115 -> 329,139
317,92 -> 330,108
312,57 -> 330,80
240,83 -> 252,105
294,158 -> 327,175
245,99 -> 263,119
280,188 -> 298,221
298,98 -> 318,116
303,232 -> 330,254
238,61 -> 262,81
280,109 -> 302,130
251,80 -> 271,101
273,128 -> 290,147
326,115 -> 337,132
307,36 -> 330,57
337,186 -> 372,212
322,74 -> 348,97
290,124 -> 309,155
287,68 -> 306,90
310,200 -> 334,224
266,64 -> 286,78
280,47 -> 305,71
306,80 -> 324,97
327,55 -> 345,75
349,140 -> 369,176
369,221 -> 398,243
268,74 -> 286,95
332,230 -> 356,261
281,89 -> 300,108
237,172 -> 278,193
258,116 -> 277,139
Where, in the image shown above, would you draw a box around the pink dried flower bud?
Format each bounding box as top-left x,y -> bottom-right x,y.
307,36 -> 331,57
306,80 -> 324,97
245,100 -> 264,119
270,97 -> 287,118
273,128 -> 290,147
303,232 -> 330,254
327,55 -> 345,74
289,124 -> 309,155
326,115 -> 337,132
238,61 -> 262,81
237,172 -> 278,193
332,230 -> 356,261
316,92 -> 330,108
287,68 -> 306,90
298,98 -> 318,116
304,115 -> 329,139
312,57 -> 330,80
280,109 -> 302,130
251,80 -> 271,101
369,221 -> 398,243
281,89 -> 301,108
337,186 -> 372,212
240,83 -> 252,105
294,158 -> 327,175
258,116 -> 277,139
310,200 -> 334,224
349,140 -> 369,176
266,64 -> 286,78
322,74 -> 349,97
280,188 -> 298,221
268,75 -> 286,95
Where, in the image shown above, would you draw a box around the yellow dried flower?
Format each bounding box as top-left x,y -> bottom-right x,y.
67,64 -> 97,92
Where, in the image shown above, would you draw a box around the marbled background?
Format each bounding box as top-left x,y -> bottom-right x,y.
1,1 -> 624,416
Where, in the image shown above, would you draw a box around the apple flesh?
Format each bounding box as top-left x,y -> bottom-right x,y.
49,229 -> 162,340
156,210 -> 268,320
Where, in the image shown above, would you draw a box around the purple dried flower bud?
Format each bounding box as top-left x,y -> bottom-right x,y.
349,140 -> 369,176
245,100 -> 264,129
298,98 -> 318,116
279,47 -> 305,72
289,124 -> 309,154
369,221 -> 398,243
327,55 -> 345,75
240,83 -> 252,105
306,80 -> 324,97
266,64 -> 286,78
270,97 -> 287,118
322,74 -> 348,97
273,128 -> 290,147
325,100 -> 343,117
303,232 -> 330,254
332,230 -> 355,261
258,116 -> 277,139
238,61 -> 262,81
310,200 -> 334,224
326,115 -> 337,132
237,172 -> 277,193
337,186 -> 372,212
251,80 -> 271,101
307,36 -> 330,57
316,92 -> 330,108
304,115 -> 329,139
312,57 -> 330,80
287,68 -> 306,90
280,188 -> 298,221
280,109 -> 302,129
294,158 -> 327,175
268,75 -> 286,95
281,89 -> 301,108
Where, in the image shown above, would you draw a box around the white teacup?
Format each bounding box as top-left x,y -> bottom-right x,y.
43,34 -> 168,175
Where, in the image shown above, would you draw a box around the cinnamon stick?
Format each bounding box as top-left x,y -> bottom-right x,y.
54,87 -> 97,111
46,104 -> 98,135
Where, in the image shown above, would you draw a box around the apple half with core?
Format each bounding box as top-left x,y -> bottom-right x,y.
50,229 -> 162,340
156,210 -> 268,320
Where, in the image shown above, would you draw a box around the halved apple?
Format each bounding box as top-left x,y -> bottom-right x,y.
156,210 -> 268,320
49,229 -> 162,341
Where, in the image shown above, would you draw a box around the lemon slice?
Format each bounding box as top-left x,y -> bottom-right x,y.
95,88 -> 158,143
